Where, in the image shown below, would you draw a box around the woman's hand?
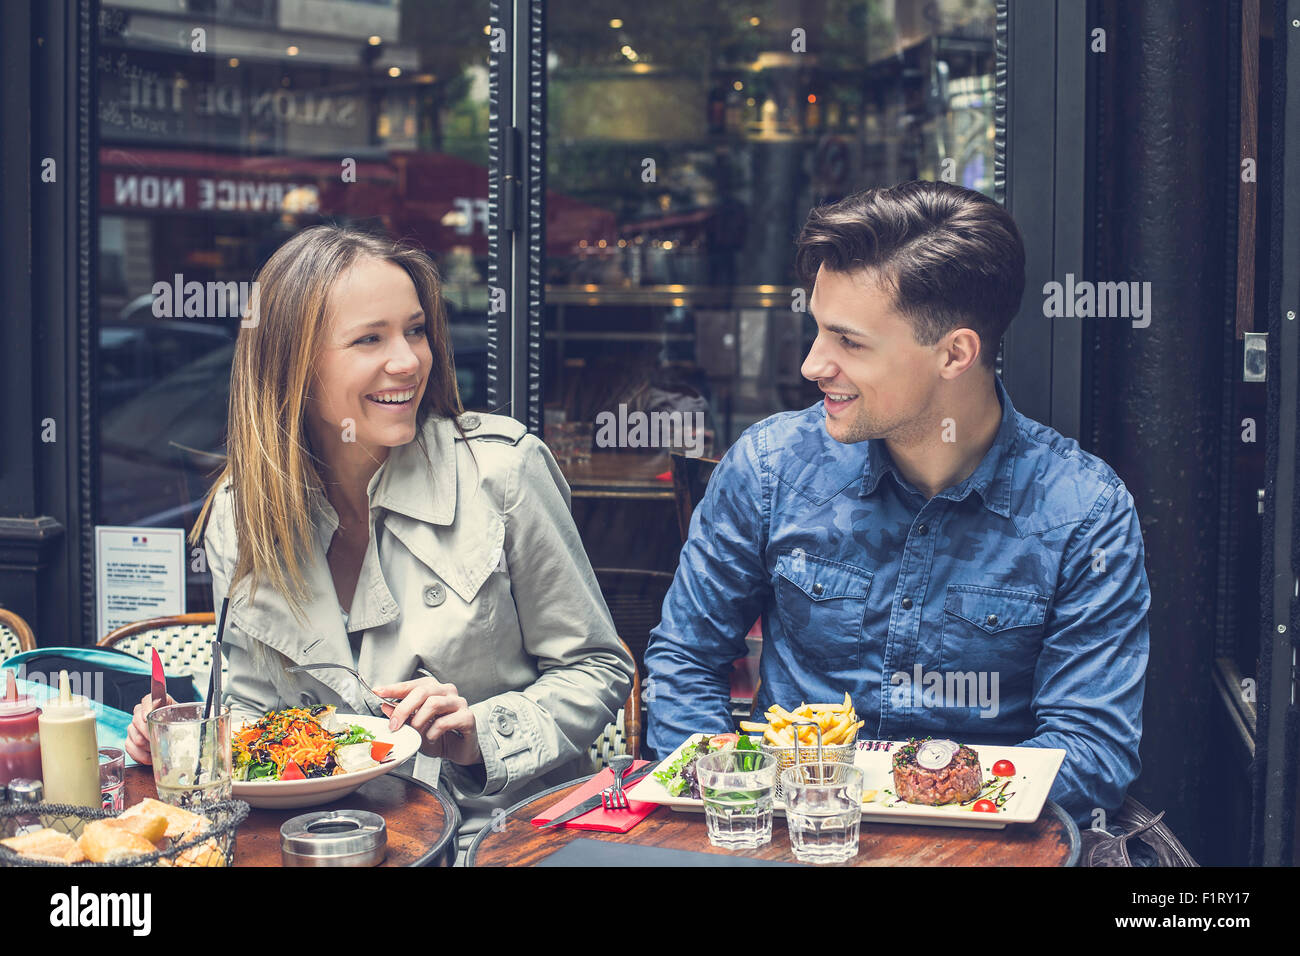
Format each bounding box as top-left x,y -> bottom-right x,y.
125,691 -> 175,765
371,677 -> 481,765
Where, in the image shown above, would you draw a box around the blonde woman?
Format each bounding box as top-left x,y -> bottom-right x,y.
124,225 -> 634,857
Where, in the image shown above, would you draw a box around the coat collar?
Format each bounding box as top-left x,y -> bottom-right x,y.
225,415 -> 465,707
365,414 -> 458,526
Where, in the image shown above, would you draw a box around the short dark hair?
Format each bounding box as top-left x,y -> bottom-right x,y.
793,181 -> 1026,369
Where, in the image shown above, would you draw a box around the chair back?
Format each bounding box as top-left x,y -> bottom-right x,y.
98,613 -> 224,698
593,569 -> 674,677
669,453 -> 721,542
0,607 -> 37,662
586,637 -> 643,768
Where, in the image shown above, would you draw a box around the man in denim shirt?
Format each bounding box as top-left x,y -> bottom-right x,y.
645,181 -> 1149,827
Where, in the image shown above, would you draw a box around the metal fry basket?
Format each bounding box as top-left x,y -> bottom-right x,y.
759,719 -> 858,801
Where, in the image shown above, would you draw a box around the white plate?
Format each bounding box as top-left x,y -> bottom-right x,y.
231,714 -> 422,809
627,735 -> 1066,830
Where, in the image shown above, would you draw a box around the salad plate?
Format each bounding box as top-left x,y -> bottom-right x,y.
627,733 -> 1066,830
231,713 -> 421,809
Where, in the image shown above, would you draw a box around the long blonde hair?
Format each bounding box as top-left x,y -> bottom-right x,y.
188,225 -> 463,621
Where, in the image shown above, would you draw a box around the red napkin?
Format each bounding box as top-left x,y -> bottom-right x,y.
530,760 -> 659,832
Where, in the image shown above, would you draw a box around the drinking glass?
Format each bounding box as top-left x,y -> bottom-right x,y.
781,762 -> 864,863
146,703 -> 232,810
695,749 -> 777,850
98,747 -> 126,812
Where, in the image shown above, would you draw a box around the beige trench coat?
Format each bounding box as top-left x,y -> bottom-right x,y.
203,412 -> 634,855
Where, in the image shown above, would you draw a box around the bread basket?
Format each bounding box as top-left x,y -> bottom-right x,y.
0,800 -> 249,867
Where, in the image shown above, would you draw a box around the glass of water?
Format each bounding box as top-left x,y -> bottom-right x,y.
146,703 -> 232,810
98,747 -> 126,812
782,762 -> 864,864
695,748 -> 777,850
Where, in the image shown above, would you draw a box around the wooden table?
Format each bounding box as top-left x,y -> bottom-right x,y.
466,774 -> 1081,866
124,766 -> 460,867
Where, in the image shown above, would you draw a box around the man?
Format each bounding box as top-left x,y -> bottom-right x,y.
645,181 -> 1149,826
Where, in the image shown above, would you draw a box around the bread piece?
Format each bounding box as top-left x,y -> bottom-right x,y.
77,819 -> 157,863
1,828 -> 81,862
171,835 -> 225,867
105,812 -> 167,844
120,797 -> 210,839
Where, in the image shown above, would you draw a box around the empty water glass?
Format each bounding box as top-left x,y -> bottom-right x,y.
782,762 -> 864,863
695,748 -> 777,850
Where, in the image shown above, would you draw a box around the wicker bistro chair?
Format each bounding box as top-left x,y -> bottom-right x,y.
98,612 -> 224,698
0,607 -> 37,663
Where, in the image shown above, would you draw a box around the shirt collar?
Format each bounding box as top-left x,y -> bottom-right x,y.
858,375 -> 1018,518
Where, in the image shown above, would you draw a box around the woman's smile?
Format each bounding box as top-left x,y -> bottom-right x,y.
365,384 -> 420,410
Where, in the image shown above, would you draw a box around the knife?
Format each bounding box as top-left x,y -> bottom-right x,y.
540,763 -> 659,828
150,647 -> 167,712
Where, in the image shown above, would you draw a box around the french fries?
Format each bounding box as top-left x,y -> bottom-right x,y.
739,692 -> 864,748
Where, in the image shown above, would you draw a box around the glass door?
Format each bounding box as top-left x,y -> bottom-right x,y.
541,0 -> 998,488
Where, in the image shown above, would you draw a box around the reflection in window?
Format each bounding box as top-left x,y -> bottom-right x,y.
543,0 -> 995,477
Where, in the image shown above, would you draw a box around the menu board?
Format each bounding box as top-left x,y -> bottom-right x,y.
95,526 -> 187,639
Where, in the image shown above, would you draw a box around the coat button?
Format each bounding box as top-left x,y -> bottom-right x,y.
423,583 -> 446,607
492,706 -> 516,737
986,613 -> 999,627
299,692 -> 317,707
459,413 -> 481,431
811,583 -> 824,596
901,598 -> 913,610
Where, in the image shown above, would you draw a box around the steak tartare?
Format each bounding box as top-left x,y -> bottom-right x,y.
892,737 -> 983,805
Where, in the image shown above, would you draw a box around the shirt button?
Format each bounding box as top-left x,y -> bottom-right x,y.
423,583 -> 446,607
901,597 -> 913,610
917,523 -> 929,535
986,614 -> 999,627
811,583 -> 824,596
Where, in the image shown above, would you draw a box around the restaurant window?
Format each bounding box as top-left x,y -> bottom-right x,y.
94,0 -> 493,614
541,0 -> 997,492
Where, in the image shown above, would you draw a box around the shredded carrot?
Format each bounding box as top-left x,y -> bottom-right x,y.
233,707 -> 342,779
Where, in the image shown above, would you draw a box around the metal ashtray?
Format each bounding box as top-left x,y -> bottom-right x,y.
280,809 -> 387,867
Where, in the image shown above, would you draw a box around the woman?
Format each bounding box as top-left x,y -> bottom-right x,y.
125,226 -> 634,857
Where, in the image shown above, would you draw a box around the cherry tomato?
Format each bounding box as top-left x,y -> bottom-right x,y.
972,799 -> 998,813
370,741 -> 394,762
281,760 -> 305,780
992,759 -> 1016,777
708,733 -> 739,750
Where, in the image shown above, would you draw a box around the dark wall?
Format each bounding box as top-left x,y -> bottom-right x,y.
1087,0 -> 1234,862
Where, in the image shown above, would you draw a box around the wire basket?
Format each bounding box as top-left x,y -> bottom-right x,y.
0,800 -> 249,867
759,727 -> 859,801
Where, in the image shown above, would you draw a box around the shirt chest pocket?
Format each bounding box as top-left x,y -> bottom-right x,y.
773,551 -> 873,668
939,585 -> 1048,680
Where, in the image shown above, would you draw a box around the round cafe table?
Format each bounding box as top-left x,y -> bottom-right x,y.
466,774 -> 1081,866
124,765 -> 460,867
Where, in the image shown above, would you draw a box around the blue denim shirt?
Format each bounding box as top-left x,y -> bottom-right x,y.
645,376 -> 1149,826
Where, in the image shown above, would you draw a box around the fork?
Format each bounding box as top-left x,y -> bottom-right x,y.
286,662 -> 463,738
602,755 -> 634,810
286,662 -> 402,705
